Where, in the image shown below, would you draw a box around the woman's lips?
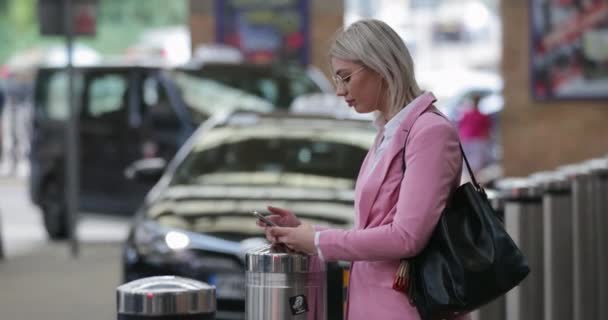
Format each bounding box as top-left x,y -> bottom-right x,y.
346,99 -> 355,106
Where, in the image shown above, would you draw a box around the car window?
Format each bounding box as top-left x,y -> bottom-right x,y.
170,127 -> 371,186
142,76 -> 180,127
284,67 -> 321,101
35,70 -> 83,121
45,71 -> 70,120
171,71 -> 273,118
171,65 -> 321,110
86,74 -> 128,118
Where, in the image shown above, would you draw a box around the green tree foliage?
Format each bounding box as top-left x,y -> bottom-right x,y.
0,0 -> 188,63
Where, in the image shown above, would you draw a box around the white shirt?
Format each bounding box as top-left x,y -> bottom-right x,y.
314,95 -> 423,261
369,101 -> 415,170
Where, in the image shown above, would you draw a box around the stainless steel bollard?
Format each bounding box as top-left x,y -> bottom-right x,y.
0,209 -> 4,260
532,171 -> 573,320
116,276 -> 216,320
586,158 -> 608,320
559,163 -> 598,320
497,178 -> 544,320
246,244 -> 326,320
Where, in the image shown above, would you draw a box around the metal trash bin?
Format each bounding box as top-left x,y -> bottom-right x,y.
532,171 -> 573,320
496,177 -> 544,320
584,158 -> 608,320
0,209 -> 4,260
116,276 -> 216,320
559,163 -> 598,320
246,244 -> 326,320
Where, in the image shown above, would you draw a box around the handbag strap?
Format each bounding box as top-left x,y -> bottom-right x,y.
400,111 -> 484,193
459,143 -> 483,192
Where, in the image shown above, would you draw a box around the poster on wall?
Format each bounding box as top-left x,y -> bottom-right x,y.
530,0 -> 608,100
214,0 -> 310,66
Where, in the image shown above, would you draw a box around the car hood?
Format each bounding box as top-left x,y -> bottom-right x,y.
144,184 -> 355,237
160,183 -> 354,202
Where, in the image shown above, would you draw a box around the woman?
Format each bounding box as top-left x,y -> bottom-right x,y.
457,94 -> 492,175
259,19 -> 466,320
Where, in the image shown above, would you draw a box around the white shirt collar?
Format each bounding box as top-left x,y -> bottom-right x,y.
373,93 -> 426,139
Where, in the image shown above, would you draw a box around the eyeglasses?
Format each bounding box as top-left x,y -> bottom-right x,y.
332,66 -> 365,89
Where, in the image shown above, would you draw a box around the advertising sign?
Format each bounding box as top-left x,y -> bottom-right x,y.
530,0 -> 608,100
214,0 -> 310,65
38,0 -> 98,36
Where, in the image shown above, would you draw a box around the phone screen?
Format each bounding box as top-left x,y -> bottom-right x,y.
253,211 -> 277,227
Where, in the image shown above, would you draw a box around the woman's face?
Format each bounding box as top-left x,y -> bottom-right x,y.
331,57 -> 387,115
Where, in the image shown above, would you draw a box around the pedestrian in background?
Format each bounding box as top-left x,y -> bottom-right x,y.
0,85 -> 4,160
0,85 -> 4,113
0,75 -> 32,177
258,19 -> 467,320
457,94 -> 491,175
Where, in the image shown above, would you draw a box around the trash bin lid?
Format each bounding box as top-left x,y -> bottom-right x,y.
496,177 -> 542,200
530,171 -> 571,193
557,164 -> 589,179
585,158 -> 608,175
116,276 -> 216,316
246,244 -> 310,273
485,189 -> 504,211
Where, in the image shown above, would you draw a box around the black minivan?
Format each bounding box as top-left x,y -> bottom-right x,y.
30,62 -> 324,239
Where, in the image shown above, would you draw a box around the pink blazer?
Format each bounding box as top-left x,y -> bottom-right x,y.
317,93 -> 466,320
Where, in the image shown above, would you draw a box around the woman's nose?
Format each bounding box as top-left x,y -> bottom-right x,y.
335,85 -> 347,97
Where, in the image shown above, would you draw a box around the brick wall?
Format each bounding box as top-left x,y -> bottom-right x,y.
501,0 -> 608,176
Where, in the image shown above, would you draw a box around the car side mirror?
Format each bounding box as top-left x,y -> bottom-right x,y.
124,158 -> 167,182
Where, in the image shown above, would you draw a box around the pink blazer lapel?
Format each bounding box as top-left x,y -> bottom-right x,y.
354,132 -> 383,228
356,92 -> 437,228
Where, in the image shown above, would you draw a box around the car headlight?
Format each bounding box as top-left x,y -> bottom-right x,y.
133,220 -> 244,271
134,220 -> 184,255
165,231 -> 191,250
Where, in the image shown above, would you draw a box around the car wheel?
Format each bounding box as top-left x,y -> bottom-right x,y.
41,180 -> 68,240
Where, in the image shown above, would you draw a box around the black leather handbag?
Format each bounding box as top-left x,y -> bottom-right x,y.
398,139 -> 530,319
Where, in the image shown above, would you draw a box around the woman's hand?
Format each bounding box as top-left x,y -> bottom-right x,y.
256,206 -> 301,228
268,223 -> 316,255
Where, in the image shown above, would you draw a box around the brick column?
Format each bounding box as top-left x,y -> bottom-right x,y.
501,0 -> 608,176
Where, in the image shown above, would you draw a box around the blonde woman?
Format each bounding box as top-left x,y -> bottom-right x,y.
260,19 -> 467,320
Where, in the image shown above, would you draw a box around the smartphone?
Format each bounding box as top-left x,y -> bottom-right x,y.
253,210 -> 277,227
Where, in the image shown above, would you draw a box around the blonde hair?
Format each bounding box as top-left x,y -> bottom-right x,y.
329,19 -> 422,117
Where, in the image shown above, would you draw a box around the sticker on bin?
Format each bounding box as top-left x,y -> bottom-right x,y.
289,295 -> 309,315
208,273 -> 245,299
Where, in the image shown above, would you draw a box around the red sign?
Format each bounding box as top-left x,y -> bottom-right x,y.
38,0 -> 98,36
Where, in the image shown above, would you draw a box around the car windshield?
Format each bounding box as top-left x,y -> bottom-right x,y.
171,65 -> 321,114
170,71 -> 274,121
170,125 -> 373,187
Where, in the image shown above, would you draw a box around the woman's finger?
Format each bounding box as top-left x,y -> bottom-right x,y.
277,236 -> 290,244
265,215 -> 282,224
268,226 -> 290,237
264,227 -> 275,242
267,206 -> 292,217
256,219 -> 267,228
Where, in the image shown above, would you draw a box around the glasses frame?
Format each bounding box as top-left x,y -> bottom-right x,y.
332,66 -> 366,89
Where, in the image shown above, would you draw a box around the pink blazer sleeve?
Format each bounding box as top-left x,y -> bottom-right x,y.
314,225 -> 330,232
318,114 -> 462,261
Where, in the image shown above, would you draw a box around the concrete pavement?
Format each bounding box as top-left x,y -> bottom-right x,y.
0,242 -> 122,320
0,176 -> 129,320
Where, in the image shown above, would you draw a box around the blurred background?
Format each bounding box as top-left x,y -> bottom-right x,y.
0,0 -> 607,320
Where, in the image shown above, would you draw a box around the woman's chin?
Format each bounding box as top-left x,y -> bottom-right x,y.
353,105 -> 372,114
